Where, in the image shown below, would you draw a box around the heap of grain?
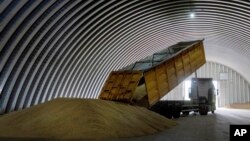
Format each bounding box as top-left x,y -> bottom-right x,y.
0,98 -> 176,140
225,102 -> 250,109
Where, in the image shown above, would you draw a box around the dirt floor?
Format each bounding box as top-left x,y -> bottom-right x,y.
0,98 -> 176,140
225,102 -> 250,109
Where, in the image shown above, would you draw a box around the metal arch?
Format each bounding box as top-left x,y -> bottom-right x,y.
0,0 -> 250,114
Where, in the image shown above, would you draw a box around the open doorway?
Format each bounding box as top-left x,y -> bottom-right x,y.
184,80 -> 191,100
213,80 -> 219,108
184,80 -> 219,108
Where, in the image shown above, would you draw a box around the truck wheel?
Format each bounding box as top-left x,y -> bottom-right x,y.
183,111 -> 189,116
199,111 -> 204,115
199,104 -> 208,115
173,111 -> 180,118
165,107 -> 173,119
199,109 -> 208,115
204,111 -> 208,115
166,114 -> 172,119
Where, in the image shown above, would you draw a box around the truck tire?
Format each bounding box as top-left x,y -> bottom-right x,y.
173,110 -> 180,118
166,113 -> 172,119
199,109 -> 208,115
203,111 -> 208,115
199,110 -> 204,115
199,104 -> 208,115
183,111 -> 189,116
204,111 -> 208,115
165,106 -> 173,119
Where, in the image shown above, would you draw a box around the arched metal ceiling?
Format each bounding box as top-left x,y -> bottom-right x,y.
0,0 -> 249,113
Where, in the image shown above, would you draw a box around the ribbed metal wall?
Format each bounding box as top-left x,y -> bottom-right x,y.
162,62 -> 250,107
0,0 -> 250,113
161,83 -> 185,101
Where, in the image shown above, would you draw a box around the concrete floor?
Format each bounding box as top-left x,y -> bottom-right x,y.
108,108 -> 250,141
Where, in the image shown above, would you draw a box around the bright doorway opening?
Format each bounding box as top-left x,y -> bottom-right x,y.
184,80 -> 219,107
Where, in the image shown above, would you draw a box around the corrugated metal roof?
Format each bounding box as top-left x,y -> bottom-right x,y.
0,0 -> 249,113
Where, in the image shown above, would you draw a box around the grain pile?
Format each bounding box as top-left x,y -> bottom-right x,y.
225,102 -> 250,109
0,98 -> 176,140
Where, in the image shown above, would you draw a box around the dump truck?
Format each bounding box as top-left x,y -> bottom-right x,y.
98,39 -> 209,117
150,77 -> 216,119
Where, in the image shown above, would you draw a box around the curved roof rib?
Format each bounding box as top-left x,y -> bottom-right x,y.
0,0 -> 249,113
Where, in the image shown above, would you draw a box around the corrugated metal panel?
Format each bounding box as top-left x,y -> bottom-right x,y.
163,62 -> 250,107
0,1 -> 250,113
161,83 -> 184,101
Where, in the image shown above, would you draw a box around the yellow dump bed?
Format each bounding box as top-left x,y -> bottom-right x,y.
99,40 -> 206,107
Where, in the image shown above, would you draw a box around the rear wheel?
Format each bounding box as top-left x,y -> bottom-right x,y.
166,112 -> 172,119
165,106 -> 173,119
199,110 -> 208,115
173,111 -> 180,118
183,111 -> 189,116
199,105 -> 208,115
199,109 -> 208,115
